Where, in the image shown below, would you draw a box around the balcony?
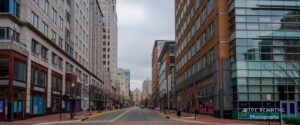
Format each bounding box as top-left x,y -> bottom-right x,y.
0,27 -> 26,48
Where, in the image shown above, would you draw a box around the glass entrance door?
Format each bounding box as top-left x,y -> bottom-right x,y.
281,101 -> 297,118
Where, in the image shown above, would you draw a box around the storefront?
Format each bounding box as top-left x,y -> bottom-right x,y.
0,50 -> 27,121
30,62 -> 47,116
65,73 -> 81,112
197,84 -> 214,114
51,71 -> 62,113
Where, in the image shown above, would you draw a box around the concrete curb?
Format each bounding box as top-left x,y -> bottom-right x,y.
147,109 -> 170,119
81,108 -> 127,121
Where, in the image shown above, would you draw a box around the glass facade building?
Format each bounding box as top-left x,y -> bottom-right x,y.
230,0 -> 300,119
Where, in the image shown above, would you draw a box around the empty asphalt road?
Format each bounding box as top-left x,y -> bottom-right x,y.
86,107 -> 174,122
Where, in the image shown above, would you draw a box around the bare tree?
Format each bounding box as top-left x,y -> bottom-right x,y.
266,62 -> 300,100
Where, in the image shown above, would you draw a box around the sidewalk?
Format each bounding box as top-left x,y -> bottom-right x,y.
154,109 -> 280,125
0,110 -> 107,125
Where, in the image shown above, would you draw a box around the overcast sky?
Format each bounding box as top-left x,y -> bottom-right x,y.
117,0 -> 175,91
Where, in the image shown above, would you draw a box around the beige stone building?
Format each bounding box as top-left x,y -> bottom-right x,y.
117,68 -> 130,100
98,0 -> 118,109
0,0 -> 105,120
132,88 -> 142,106
142,78 -> 152,100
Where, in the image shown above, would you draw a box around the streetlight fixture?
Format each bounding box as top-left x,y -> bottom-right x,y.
70,82 -> 75,120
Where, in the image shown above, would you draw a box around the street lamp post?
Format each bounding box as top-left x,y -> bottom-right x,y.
70,82 -> 75,120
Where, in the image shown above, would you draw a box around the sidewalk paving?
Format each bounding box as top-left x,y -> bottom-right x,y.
155,109 -> 280,125
0,110 -> 108,125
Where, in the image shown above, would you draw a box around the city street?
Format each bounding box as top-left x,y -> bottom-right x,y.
34,107 -> 200,125
86,107 -> 173,122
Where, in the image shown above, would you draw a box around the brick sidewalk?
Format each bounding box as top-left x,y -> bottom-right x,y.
155,109 -> 280,125
0,110 -> 107,125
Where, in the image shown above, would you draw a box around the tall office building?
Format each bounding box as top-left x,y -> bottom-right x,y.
117,68 -> 130,100
152,40 -> 172,108
157,41 -> 175,109
142,78 -> 152,100
174,0 -> 300,119
98,0 -> 118,109
0,0 -> 105,121
125,69 -> 130,96
132,88 -> 142,106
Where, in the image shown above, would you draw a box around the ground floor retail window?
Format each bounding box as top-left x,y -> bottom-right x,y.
0,57 -> 9,79
30,95 -> 46,115
52,96 -> 61,113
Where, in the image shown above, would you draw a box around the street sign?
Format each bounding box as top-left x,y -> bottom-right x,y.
267,94 -> 271,101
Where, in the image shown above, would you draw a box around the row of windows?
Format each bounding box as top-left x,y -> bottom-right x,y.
176,22 -> 214,71
176,0 -> 214,44
74,51 -> 88,69
232,53 -> 300,62
234,0 -> 300,8
234,39 -> 300,46
236,23 -> 300,31
232,61 -> 300,70
235,8 -> 300,16
31,40 -> 63,69
75,20 -> 89,43
32,12 -> 65,49
234,93 -> 299,101
233,45 -> 300,54
75,35 -> 88,56
232,69 -> 299,78
236,15 -> 300,23
233,30 -> 300,39
33,0 -> 66,32
176,48 -> 214,85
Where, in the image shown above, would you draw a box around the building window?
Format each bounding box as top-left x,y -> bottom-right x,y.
196,37 -> 200,51
42,22 -> 48,36
0,58 -> 9,78
209,48 -> 215,64
31,67 -> 38,85
195,0 -> 199,8
59,17 -> 64,30
201,6 -> 206,23
34,0 -> 39,4
51,30 -> 56,42
208,0 -> 214,14
209,21 -> 214,39
41,46 -> 48,61
202,31 -> 206,47
57,77 -> 62,91
202,54 -> 207,68
196,16 -> 200,30
58,57 -> 63,69
51,75 -> 56,90
41,71 -> 47,87
31,40 -> 39,55
59,37 -> 63,48
66,11 -> 70,23
52,8 -> 57,23
192,44 -> 195,56
52,53 -> 57,66
65,43 -> 73,56
16,3 -> 20,18
31,12 -> 38,28
43,0 -> 49,14
66,81 -> 70,93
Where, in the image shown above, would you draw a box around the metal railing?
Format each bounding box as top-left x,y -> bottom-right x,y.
0,27 -> 27,48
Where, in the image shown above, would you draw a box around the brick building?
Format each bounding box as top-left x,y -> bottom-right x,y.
175,0 -> 300,119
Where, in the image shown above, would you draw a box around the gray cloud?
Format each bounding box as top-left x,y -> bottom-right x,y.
117,0 -> 175,91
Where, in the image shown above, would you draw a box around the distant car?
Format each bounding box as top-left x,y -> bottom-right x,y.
140,105 -> 144,109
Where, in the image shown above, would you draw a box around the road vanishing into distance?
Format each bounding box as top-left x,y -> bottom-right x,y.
41,107 -> 201,125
